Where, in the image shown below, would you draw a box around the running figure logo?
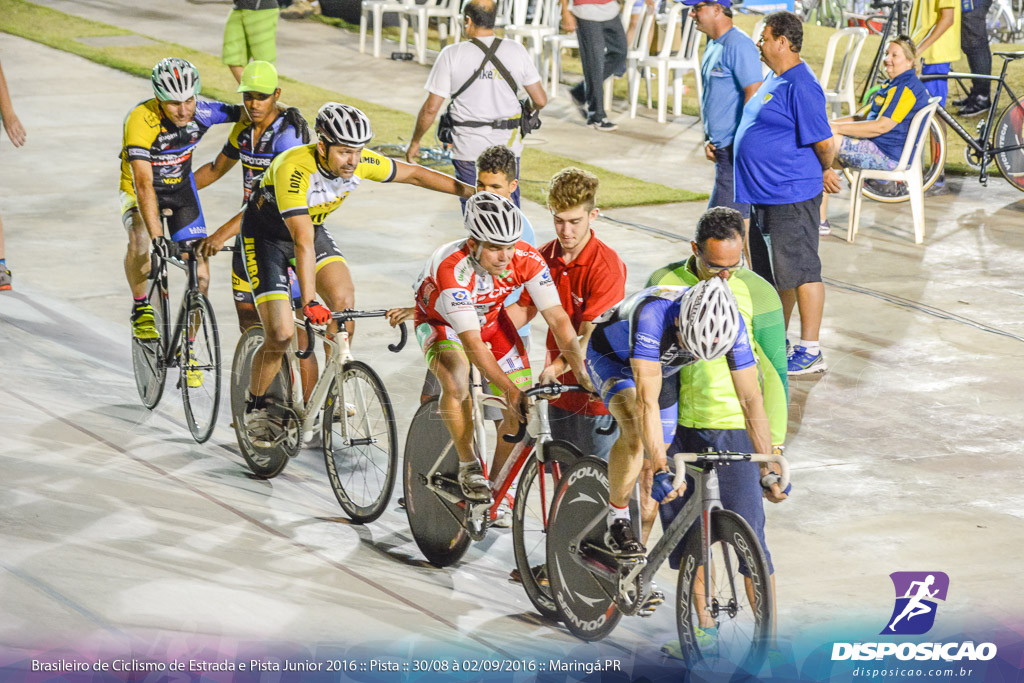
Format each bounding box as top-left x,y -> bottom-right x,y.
881,572 -> 950,635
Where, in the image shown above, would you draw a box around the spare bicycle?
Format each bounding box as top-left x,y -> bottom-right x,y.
547,450 -> 789,673
230,309 -> 406,524
131,233 -> 226,443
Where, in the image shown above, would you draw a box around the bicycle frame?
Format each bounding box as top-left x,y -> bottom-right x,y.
149,244 -> 202,368
565,452 -> 789,616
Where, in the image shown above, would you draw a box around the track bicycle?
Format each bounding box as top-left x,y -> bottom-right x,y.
131,228 -> 227,443
988,0 -> 1023,43
230,310 -> 407,523
403,377 -> 604,620
546,450 -> 789,673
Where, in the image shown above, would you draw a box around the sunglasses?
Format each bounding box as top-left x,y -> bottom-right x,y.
698,250 -> 745,274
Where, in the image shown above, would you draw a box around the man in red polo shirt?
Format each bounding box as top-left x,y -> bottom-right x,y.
511,168 -> 626,459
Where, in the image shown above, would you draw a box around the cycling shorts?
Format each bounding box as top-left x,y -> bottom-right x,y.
415,309 -> 532,393
120,174 -> 207,242
585,346 -> 680,444
239,223 -> 346,306
231,238 -> 302,308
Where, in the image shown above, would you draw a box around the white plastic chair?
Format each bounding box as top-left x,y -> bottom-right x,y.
360,0 -> 413,58
627,9 -> 657,118
632,3 -> 703,123
820,26 -> 869,118
506,0 -> 559,71
846,98 -> 941,245
400,0 -> 463,64
494,0 -> 514,29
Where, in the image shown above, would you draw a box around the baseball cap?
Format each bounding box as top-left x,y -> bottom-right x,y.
237,61 -> 279,94
681,0 -> 732,6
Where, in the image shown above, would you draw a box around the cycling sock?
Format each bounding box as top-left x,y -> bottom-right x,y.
246,392 -> 268,411
133,295 -> 148,306
607,502 -> 630,523
0,259 -> 6,268
801,341 -> 821,355
459,460 -> 476,471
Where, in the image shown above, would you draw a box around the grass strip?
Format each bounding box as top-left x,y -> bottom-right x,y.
0,0 -> 704,207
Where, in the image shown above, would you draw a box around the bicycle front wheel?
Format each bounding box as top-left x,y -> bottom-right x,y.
180,292 -> 221,443
131,279 -> 168,410
676,509 -> 772,673
512,440 -> 581,622
993,97 -> 1024,192
322,360 -> 398,524
843,117 -> 946,203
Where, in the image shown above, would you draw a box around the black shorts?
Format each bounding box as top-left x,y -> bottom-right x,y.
231,238 -> 303,308
750,196 -> 822,291
239,216 -> 346,306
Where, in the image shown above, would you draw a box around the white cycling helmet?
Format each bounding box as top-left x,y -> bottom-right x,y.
151,58 -> 201,102
315,102 -> 373,147
676,278 -> 740,361
464,192 -> 523,246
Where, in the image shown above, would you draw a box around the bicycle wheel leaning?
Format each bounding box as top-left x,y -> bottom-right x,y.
403,397 -> 471,567
993,96 -> 1024,192
843,118 -> 946,202
131,279 -> 169,410
230,326 -> 295,478
511,440 -> 581,621
676,509 -> 772,673
546,456 -> 623,641
180,292 -> 221,443
323,360 -> 398,524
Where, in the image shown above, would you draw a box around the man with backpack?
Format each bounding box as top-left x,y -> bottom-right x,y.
405,0 -> 547,208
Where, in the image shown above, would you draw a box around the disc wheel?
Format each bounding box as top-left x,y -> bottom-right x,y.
230,326 -> 295,479
676,509 -> 773,674
131,280 -> 168,410
843,117 -> 945,202
180,292 -> 221,443
322,361 -> 398,524
547,457 -> 622,641
403,398 -> 471,567
511,440 -> 580,621
993,96 -> 1024,192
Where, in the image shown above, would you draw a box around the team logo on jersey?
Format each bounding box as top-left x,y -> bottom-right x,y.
763,93 -> 774,104
881,572 -> 949,635
443,288 -> 474,309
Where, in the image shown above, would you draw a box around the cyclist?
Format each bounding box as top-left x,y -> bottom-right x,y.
585,277 -> 772,557
193,61 -> 309,332
413,192 -> 592,501
242,102 -> 474,446
120,58 -> 241,340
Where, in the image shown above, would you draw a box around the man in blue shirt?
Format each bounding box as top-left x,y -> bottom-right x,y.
734,12 -> 839,376
684,0 -> 763,222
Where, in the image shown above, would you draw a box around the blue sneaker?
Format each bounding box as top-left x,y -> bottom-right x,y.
788,345 -> 826,375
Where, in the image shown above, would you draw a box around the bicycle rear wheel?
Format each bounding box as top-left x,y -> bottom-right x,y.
180,292 -> 221,443
323,360 -> 398,524
512,440 -> 581,621
546,456 -> 622,641
230,326 -> 295,478
993,96 -> 1024,192
403,398 -> 471,567
132,278 -> 169,410
676,509 -> 772,674
843,117 -> 945,203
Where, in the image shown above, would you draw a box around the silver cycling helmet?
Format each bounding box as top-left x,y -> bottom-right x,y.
315,102 -> 373,147
464,192 -> 523,246
676,278 -> 741,361
151,58 -> 201,102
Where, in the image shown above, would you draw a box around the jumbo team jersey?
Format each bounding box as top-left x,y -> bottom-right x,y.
221,114 -> 306,203
416,240 -> 561,333
590,285 -> 756,377
119,98 -> 241,196
247,144 -> 396,241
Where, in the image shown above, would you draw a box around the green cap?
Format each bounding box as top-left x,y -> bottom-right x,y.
237,61 -> 278,94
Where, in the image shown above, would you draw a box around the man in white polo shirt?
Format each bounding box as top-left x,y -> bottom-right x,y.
406,0 -> 546,208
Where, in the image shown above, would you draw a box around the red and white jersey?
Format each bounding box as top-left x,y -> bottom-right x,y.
415,239 -> 561,333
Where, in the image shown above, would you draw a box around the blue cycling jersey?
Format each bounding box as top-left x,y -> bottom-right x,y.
590,285 -> 756,376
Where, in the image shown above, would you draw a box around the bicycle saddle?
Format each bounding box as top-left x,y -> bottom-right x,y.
993,51 -> 1024,60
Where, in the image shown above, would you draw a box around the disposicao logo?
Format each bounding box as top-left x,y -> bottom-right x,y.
831,572 -> 997,662
882,571 -> 948,635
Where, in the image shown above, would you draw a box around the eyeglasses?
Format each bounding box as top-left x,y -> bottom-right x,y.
697,250 -> 745,274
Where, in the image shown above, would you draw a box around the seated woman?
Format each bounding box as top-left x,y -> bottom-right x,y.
819,35 -> 930,235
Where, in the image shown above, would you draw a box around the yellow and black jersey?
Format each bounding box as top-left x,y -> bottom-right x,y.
119,98 -> 241,196
247,143 -> 396,241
